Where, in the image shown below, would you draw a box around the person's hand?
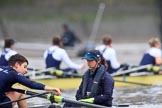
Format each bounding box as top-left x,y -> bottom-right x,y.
80,64 -> 85,69
44,86 -> 61,96
79,98 -> 94,103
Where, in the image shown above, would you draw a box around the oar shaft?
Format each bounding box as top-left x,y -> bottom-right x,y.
27,67 -> 54,74
27,67 -> 40,71
112,64 -> 152,76
115,80 -> 152,86
63,98 -> 110,108
11,88 -> 49,98
27,67 -> 82,78
0,92 -> 48,106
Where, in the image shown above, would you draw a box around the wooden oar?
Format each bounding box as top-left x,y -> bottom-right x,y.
111,64 -> 153,76
115,80 -> 152,86
9,89 -> 110,108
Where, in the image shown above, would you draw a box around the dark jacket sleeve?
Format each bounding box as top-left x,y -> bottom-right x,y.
94,73 -> 114,104
14,72 -> 45,90
75,78 -> 84,100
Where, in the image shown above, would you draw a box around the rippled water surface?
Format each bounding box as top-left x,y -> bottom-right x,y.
113,86 -> 162,107
21,86 -> 162,108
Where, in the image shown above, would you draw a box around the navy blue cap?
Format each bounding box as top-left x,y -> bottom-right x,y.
82,52 -> 100,61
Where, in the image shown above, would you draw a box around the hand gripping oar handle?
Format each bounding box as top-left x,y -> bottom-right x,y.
47,93 -> 110,108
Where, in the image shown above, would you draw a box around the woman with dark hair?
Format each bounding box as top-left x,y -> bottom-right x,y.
64,49 -> 114,107
0,54 -> 61,108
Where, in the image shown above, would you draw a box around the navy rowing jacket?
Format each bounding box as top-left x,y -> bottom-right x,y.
76,65 -> 114,107
0,66 -> 45,97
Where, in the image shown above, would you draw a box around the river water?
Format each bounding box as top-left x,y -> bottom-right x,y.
23,86 -> 162,108
12,42 -> 162,108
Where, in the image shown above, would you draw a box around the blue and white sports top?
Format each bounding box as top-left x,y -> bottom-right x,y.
95,45 -> 120,71
140,47 -> 162,65
0,48 -> 17,66
44,46 -> 82,69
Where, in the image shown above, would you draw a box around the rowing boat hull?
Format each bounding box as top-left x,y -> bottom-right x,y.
114,74 -> 162,87
34,74 -> 162,89
14,74 -> 162,90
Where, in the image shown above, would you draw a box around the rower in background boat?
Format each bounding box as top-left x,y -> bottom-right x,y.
43,36 -> 85,76
61,23 -> 82,47
0,38 -> 17,66
139,37 -> 162,73
95,34 -> 129,74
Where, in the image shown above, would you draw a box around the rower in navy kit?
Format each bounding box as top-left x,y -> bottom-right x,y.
0,54 -> 61,108
64,49 -> 114,107
0,38 -> 17,66
139,37 -> 162,72
76,50 -> 114,107
140,37 -> 162,66
44,36 -> 84,74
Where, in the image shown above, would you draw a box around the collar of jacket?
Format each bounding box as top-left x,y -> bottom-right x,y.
82,65 -> 106,98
